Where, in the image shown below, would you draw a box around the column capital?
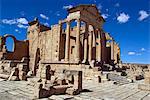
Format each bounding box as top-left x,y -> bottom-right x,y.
85,22 -> 89,25
96,28 -> 101,31
58,20 -> 62,25
76,18 -> 80,21
76,19 -> 81,26
66,20 -> 71,25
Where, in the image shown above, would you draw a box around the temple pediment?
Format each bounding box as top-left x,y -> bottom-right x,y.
67,4 -> 105,22
68,4 -> 99,15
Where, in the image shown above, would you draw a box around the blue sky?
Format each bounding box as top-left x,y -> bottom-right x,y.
0,0 -> 150,64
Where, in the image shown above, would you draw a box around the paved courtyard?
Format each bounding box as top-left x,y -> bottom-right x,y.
0,79 -> 149,100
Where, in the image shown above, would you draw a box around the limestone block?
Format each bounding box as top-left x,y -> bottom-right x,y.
93,67 -> 101,71
107,73 -> 130,84
19,71 -> 27,80
98,76 -> 101,83
144,72 -> 150,84
57,79 -> 67,85
9,76 -> 19,81
145,78 -> 150,84
66,88 -> 79,95
18,64 -> 28,72
34,83 -> 43,98
27,77 -> 41,86
0,74 -> 9,79
0,66 -> 4,73
138,84 -> 150,91
8,70 -> 15,81
53,85 -> 72,95
27,71 -> 33,77
134,75 -> 144,80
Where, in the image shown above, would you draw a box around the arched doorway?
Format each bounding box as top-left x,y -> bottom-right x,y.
6,37 -> 15,52
4,35 -> 16,52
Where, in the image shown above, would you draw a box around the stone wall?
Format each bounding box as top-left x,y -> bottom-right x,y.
0,34 -> 29,60
36,62 -> 101,81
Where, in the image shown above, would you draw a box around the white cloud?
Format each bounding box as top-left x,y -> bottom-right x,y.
114,3 -> 120,7
141,48 -> 146,51
93,0 -> 97,3
17,18 -> 28,24
17,24 -> 28,29
55,11 -> 61,16
128,52 -> 135,55
40,14 -> 49,20
1,18 -> 28,25
43,22 -> 49,27
106,9 -> 109,12
97,4 -> 102,10
138,10 -> 149,21
1,18 -> 28,29
56,13 -> 60,16
20,11 -> 25,16
117,13 -> 130,23
101,14 -> 109,19
136,53 -> 142,56
15,29 -> 19,32
63,5 -> 73,9
1,19 -> 17,25
15,29 -> 21,33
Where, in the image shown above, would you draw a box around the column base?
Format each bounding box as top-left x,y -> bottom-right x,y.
82,59 -> 87,63
75,59 -> 80,63
89,60 -> 95,68
64,59 -> 69,63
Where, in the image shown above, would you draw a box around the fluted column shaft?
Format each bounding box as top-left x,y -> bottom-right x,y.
111,40 -> 114,60
65,21 -> 70,61
88,31 -> 93,62
75,19 -> 81,62
97,29 -> 101,62
83,23 -> 88,63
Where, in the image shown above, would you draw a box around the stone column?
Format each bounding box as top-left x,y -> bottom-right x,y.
0,37 -> 3,51
88,30 -> 93,62
73,71 -> 82,92
92,28 -> 96,61
75,19 -> 81,62
58,21 -> 63,61
82,23 -> 88,63
111,40 -> 114,60
92,29 -> 96,48
97,29 -> 101,62
65,21 -> 70,61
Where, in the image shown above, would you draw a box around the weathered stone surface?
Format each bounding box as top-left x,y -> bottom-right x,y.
33,70 -> 82,98
107,73 -> 130,84
138,84 -> 150,91
0,80 -> 149,100
0,4 -> 150,100
144,71 -> 150,84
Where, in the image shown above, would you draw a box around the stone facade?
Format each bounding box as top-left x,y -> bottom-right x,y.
27,5 -> 121,77
3,4 -> 150,98
0,34 -> 29,60
4,5 -> 150,98
0,34 -> 29,80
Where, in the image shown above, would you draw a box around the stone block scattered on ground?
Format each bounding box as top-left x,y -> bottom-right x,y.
107,73 -> 130,84
138,84 -> 150,91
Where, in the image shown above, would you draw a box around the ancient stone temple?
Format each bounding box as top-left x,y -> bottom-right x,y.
27,4 -> 121,77
0,4 -> 150,99
0,4 -> 126,98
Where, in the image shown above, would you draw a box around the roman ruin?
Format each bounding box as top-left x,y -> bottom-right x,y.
0,4 -> 149,99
